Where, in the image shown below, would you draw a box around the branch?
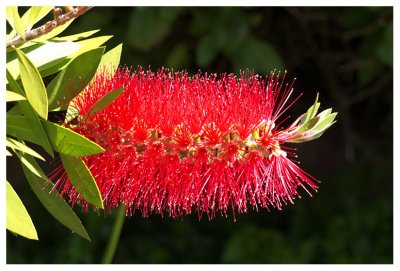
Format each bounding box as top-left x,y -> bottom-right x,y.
342,9 -> 392,40
6,6 -> 94,48
344,71 -> 392,106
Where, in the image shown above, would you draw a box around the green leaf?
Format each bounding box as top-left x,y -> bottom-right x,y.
6,42 -> 41,65
6,7 -> 15,28
7,7 -> 52,36
7,42 -> 81,82
288,112 -> 306,129
41,120 -> 104,156
233,38 -> 284,74
51,29 -> 100,42
38,36 -> 109,78
316,108 -> 332,119
65,103 -> 80,124
127,7 -> 181,51
304,93 -> 320,124
39,56 -> 70,74
26,6 -> 53,30
82,88 -> 124,122
196,32 -> 222,67
61,155 -> 104,208
14,150 -> 48,180
72,36 -> 112,58
6,149 -> 13,156
47,47 -> 105,111
297,116 -> 320,134
15,48 -> 48,120
6,7 -> 25,39
6,137 -> 45,161
7,116 -> 40,147
166,44 -> 190,70
97,44 -> 123,76
64,44 -> 113,122
6,69 -> 54,156
21,153 -> 91,241
312,112 -> 338,133
7,39 -> 42,55
6,116 -> 104,156
6,91 -> 26,102
6,180 -> 38,240
7,105 -> 23,116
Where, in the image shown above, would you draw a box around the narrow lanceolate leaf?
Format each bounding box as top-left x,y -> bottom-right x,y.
6,91 -> 26,102
65,103 -> 79,124
51,29 -> 100,42
14,151 -> 47,179
6,7 -> 25,39
313,112 -> 337,132
16,48 -> 48,120
41,120 -> 104,156
26,6 -> 52,30
297,116 -> 320,134
7,105 -> 23,116
21,153 -> 91,241
65,48 -> 121,123
6,6 -> 15,29
64,101 -> 80,124
97,44 -> 123,76
6,69 -> 54,156
6,180 -> 38,240
304,93 -> 320,124
61,155 -> 104,209
72,36 -> 112,57
7,115 -> 39,146
47,47 -> 105,111
7,42 -> 81,81
82,88 -> 124,122
6,116 -> 104,157
6,137 -> 45,161
38,58 -> 71,78
7,7 -> 52,37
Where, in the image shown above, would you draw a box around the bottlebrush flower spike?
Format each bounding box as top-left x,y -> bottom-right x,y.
53,67 -> 337,220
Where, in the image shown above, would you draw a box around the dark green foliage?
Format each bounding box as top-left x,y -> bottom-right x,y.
126,7 -> 182,51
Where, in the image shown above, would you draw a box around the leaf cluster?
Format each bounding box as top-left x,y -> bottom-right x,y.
6,6 -> 123,241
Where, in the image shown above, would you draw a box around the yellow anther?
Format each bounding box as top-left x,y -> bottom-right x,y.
252,130 -> 259,139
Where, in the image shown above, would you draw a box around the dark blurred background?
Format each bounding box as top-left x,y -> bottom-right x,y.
6,6 -> 393,263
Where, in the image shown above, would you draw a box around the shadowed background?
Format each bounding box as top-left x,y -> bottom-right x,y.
6,6 -> 393,263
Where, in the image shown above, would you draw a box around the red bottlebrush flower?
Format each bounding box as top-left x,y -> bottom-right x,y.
53,67 -> 337,220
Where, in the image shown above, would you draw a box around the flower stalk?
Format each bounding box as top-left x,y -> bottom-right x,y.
101,204 -> 125,264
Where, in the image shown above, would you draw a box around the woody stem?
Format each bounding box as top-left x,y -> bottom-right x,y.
6,6 -> 93,48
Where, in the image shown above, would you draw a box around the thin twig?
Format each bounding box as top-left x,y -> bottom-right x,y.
6,6 -> 93,48
342,9 -> 392,40
344,71 -> 392,106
